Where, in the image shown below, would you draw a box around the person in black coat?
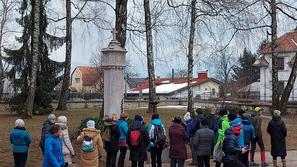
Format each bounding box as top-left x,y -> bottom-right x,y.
127,115 -> 150,167
267,110 -> 287,167
103,116 -> 120,167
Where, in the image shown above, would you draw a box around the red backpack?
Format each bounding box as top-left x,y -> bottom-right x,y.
130,130 -> 141,148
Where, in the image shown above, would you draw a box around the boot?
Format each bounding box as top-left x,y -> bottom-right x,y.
282,159 -> 286,167
273,160 -> 277,167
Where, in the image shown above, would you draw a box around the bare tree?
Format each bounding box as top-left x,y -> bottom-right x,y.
115,0 -> 128,47
25,0 -> 41,118
56,0 -> 72,111
0,0 -> 14,98
144,0 -> 157,113
187,0 -> 197,114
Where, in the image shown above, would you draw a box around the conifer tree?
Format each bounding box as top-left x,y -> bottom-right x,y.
4,0 -> 65,116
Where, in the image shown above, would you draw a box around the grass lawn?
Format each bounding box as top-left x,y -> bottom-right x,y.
0,107 -> 296,166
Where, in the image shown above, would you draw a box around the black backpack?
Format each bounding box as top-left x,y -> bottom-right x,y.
153,124 -> 166,149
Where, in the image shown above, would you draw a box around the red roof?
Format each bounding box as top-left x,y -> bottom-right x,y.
131,75 -> 220,92
76,66 -> 103,86
261,30 -> 297,54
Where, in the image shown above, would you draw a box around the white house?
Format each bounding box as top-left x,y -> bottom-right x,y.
253,30 -> 297,101
128,72 -> 221,99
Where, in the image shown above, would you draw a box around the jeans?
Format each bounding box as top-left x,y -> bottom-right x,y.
250,136 -> 265,161
13,152 -> 28,167
223,159 -> 245,167
151,148 -> 162,167
197,156 -> 210,167
118,147 -> 127,167
241,152 -> 249,167
170,159 -> 185,167
106,150 -> 118,167
132,161 -> 144,167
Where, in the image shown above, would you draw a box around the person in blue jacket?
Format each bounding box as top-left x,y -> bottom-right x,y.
117,112 -> 129,167
228,110 -> 245,149
222,122 -> 247,167
147,113 -> 166,167
241,114 -> 255,167
10,119 -> 32,167
183,112 -> 193,144
43,124 -> 65,167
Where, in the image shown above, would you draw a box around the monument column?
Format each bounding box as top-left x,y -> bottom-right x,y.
101,29 -> 127,118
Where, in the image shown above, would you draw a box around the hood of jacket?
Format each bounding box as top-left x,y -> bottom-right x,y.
117,119 -> 127,126
151,118 -> 163,126
56,123 -> 67,130
229,117 -> 242,126
272,115 -> 281,121
82,128 -> 100,138
242,119 -> 250,125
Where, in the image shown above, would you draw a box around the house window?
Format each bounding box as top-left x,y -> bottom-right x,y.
279,81 -> 285,95
276,57 -> 284,70
212,88 -> 215,95
75,78 -> 80,83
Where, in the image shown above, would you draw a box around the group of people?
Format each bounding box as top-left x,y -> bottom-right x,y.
183,107 -> 287,167
9,106 -> 287,167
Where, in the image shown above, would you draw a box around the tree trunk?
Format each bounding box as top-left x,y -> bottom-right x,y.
270,0 -> 280,112
279,52 -> 297,114
25,0 -> 41,118
115,0 -> 128,48
187,0 -> 197,115
57,0 -> 72,111
144,0 -> 157,113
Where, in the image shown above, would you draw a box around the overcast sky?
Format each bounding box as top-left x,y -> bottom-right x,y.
2,0 -> 297,78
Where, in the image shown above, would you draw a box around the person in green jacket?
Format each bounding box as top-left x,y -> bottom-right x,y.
214,109 -> 230,167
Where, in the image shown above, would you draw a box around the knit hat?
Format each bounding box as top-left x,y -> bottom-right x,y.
151,113 -> 159,120
219,109 -> 228,117
86,120 -> 95,128
273,110 -> 281,117
183,112 -> 191,122
255,107 -> 262,112
15,119 -> 25,128
231,122 -> 242,136
48,113 -> 56,121
57,116 -> 67,124
174,116 -> 182,124
134,115 -> 143,123
196,108 -> 203,115
200,118 -> 208,126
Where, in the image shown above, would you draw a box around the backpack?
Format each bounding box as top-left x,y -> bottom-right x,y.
213,140 -> 225,162
81,136 -> 95,152
102,127 -> 111,142
130,130 -> 141,148
153,124 -> 166,149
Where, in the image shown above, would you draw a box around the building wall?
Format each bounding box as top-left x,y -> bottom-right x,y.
173,80 -> 220,99
260,52 -> 297,101
71,68 -> 83,92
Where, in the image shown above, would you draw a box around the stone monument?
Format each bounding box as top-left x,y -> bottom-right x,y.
101,29 -> 127,118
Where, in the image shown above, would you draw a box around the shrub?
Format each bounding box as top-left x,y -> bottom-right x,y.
76,117 -> 133,136
76,117 -> 105,136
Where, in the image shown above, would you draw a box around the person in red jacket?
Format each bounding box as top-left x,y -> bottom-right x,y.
169,116 -> 188,167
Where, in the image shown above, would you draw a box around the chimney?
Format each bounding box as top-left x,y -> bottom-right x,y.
198,71 -> 208,80
171,69 -> 174,83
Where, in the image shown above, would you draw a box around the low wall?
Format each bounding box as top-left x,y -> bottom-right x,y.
2,100 -> 297,114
